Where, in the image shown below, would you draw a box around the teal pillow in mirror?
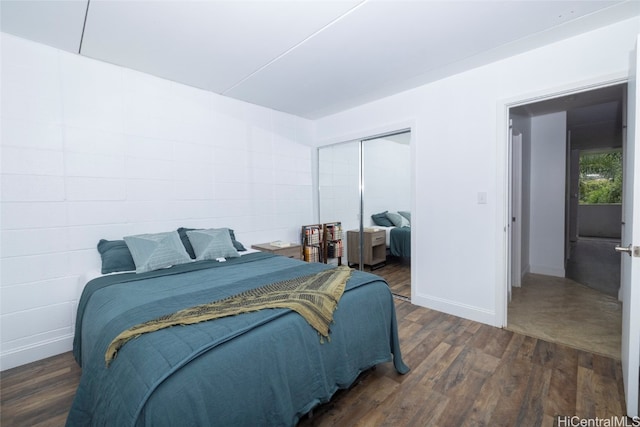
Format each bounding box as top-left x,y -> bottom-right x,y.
124,231 -> 192,273
97,239 -> 136,274
398,211 -> 411,223
371,211 -> 394,227
186,228 -> 239,260
386,212 -> 410,228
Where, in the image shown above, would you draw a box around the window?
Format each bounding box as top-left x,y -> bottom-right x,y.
579,150 -> 622,204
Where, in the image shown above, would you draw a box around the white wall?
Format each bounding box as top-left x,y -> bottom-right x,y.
0,33 -> 315,370
529,112 -> 567,277
314,17 -> 640,326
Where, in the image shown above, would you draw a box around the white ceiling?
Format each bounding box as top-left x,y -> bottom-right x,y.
1,0 -> 638,119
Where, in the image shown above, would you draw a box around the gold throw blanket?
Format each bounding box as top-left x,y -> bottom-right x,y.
105,265 -> 353,367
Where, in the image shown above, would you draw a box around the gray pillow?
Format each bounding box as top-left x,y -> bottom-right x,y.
186,228 -> 239,260
386,212 -> 410,228
178,227 -> 246,258
124,231 -> 192,273
371,211 -> 394,227
97,239 -> 136,274
398,211 -> 411,223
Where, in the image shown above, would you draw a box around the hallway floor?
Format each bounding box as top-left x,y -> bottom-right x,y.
507,273 -> 621,360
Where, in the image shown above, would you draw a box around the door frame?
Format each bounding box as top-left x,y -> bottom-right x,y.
496,75 -> 629,327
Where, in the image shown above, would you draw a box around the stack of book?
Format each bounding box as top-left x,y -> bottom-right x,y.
324,223 -> 342,241
303,245 -> 321,262
304,226 -> 321,245
326,240 -> 343,258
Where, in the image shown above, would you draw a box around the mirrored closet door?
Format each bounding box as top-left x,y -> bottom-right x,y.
318,130 -> 412,299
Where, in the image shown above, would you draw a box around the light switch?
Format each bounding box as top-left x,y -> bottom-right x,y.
477,192 -> 487,204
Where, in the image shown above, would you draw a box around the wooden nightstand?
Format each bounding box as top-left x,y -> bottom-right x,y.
347,229 -> 386,270
251,243 -> 302,260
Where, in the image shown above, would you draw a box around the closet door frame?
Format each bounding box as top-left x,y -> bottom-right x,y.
317,127 -> 413,273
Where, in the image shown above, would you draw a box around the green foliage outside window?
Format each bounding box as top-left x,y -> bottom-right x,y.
579,150 -> 622,204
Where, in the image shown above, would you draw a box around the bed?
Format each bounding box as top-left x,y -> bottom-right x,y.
388,226 -> 411,259
67,239 -> 408,426
371,211 -> 411,259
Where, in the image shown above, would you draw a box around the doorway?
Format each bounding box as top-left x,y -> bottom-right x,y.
506,83 -> 626,359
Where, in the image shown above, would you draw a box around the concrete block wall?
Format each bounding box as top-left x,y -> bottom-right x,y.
0,33 -> 314,370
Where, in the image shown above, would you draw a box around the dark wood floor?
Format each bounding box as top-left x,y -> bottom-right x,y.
1,351 -> 81,427
368,256 -> 411,299
1,260 -> 627,427
299,300 -> 627,426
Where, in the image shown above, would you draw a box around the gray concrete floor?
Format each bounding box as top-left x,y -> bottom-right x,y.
565,237 -> 620,297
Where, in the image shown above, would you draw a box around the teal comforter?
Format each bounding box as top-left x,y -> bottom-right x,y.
67,253 -> 408,426
390,227 -> 411,258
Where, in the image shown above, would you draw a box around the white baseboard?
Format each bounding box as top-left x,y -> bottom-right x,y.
529,264 -> 565,278
411,293 -> 499,327
0,334 -> 73,371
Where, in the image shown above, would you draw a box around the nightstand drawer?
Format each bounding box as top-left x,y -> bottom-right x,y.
277,246 -> 302,259
251,243 -> 301,260
371,232 -> 385,245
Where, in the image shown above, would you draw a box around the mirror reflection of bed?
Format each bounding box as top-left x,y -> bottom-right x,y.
365,217 -> 411,300
318,131 -> 411,300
